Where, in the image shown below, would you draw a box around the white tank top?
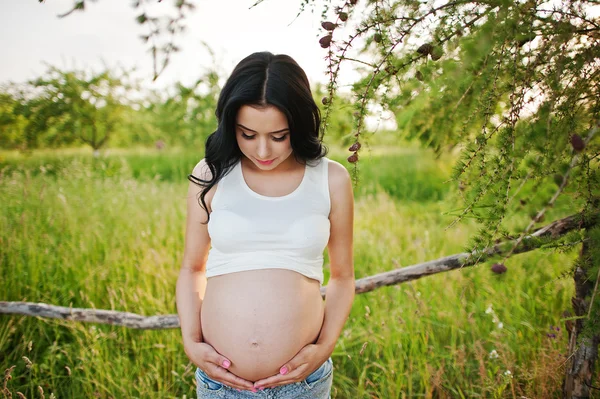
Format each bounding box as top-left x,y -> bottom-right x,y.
204,157 -> 331,285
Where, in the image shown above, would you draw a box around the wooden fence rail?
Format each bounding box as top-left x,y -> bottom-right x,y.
0,213 -> 589,329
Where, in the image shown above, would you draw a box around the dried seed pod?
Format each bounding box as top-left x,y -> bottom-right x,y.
349,142 -> 361,151
430,46 -> 443,61
321,21 -> 336,31
417,43 -> 433,55
319,35 -> 333,48
322,96 -> 330,105
373,33 -> 382,43
339,12 -> 348,22
491,263 -> 507,274
415,70 -> 424,81
350,0 -> 358,4
570,133 -> 585,152
347,152 -> 359,163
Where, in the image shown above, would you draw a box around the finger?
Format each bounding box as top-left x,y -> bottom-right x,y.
208,351 -> 232,370
201,361 -> 254,391
212,368 -> 255,390
254,367 -> 307,389
279,361 -> 293,376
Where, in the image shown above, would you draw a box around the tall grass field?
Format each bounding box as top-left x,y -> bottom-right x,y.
0,144 -> 594,398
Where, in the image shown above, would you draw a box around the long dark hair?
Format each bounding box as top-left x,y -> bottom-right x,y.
188,52 -> 328,223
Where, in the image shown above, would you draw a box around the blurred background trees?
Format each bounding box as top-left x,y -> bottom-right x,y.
0,64 -> 358,152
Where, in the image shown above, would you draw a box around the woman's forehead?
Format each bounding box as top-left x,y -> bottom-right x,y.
236,105 -> 288,130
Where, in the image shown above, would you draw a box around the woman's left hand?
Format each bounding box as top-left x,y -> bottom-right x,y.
252,343 -> 330,390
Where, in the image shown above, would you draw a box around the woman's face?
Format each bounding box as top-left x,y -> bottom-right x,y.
235,105 -> 293,170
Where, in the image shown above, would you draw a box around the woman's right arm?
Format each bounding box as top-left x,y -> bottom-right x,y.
176,160 -> 210,346
176,159 -> 255,391
176,159 -> 211,347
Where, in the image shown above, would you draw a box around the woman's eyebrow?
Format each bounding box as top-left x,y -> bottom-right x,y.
236,124 -> 290,134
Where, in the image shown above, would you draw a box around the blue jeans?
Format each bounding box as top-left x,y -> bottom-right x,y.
195,357 -> 333,398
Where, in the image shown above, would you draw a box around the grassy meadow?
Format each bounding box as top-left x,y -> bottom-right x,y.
0,143 -> 594,398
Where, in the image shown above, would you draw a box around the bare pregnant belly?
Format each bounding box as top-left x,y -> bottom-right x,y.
200,269 -> 325,382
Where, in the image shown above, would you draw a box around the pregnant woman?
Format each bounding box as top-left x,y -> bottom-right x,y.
176,52 -> 355,398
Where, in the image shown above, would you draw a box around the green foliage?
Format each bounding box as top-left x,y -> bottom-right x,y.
317,1 -> 600,393
0,67 -> 221,152
0,93 -> 28,149
322,0 -> 599,253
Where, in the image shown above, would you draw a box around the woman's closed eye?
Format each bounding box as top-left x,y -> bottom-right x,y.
241,132 -> 288,142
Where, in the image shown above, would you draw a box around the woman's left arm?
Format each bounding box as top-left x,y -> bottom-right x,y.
314,160 -> 356,353
253,160 -> 355,390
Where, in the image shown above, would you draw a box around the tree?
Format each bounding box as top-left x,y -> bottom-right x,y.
13,65 -> 135,152
315,0 -> 599,397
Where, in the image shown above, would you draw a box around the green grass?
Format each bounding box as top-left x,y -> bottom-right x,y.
0,146 -> 595,398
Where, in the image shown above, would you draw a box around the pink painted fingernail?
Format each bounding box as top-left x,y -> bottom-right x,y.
222,359 -> 230,368
252,388 -> 257,392
280,366 -> 288,375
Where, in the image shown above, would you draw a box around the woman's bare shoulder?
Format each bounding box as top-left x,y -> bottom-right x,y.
327,159 -> 351,190
191,158 -> 214,183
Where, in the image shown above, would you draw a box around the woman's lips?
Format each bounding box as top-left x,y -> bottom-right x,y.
256,158 -> 274,165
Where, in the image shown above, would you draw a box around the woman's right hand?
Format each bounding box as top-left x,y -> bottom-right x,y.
184,340 -> 256,391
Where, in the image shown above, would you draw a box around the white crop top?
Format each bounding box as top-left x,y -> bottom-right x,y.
203,157 -> 331,285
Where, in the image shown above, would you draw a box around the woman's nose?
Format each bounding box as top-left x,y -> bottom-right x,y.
257,139 -> 271,158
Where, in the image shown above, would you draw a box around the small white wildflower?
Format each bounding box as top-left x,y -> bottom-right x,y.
485,305 -> 493,314
489,349 -> 499,359
504,370 -> 512,376
492,316 -> 499,323
497,322 -> 504,329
